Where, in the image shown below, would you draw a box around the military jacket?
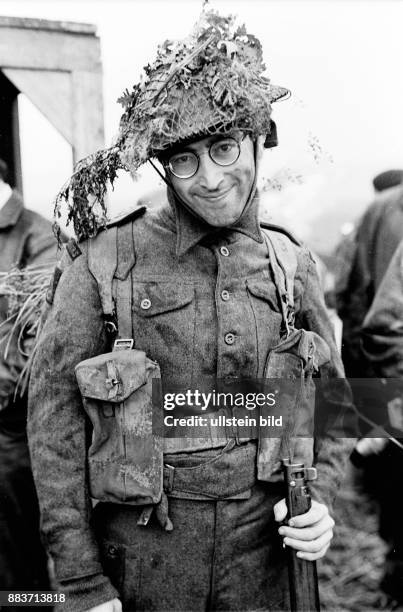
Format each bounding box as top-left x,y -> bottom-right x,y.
28,195 -> 354,611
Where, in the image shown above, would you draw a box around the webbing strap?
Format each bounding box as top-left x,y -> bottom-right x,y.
113,275 -> 132,340
88,227 -> 117,317
114,223 -> 135,340
115,222 -> 136,280
263,230 -> 298,336
263,229 -> 297,309
88,223 -> 135,342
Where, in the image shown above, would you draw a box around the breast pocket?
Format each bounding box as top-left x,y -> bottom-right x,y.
132,282 -> 196,378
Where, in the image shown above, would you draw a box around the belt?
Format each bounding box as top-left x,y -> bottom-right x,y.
163,440 -> 257,500
137,441 -> 258,530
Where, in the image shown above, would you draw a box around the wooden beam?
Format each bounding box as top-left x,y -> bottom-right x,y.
0,24 -> 102,72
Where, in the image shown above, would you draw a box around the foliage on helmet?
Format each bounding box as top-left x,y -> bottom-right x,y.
54,9 -> 289,242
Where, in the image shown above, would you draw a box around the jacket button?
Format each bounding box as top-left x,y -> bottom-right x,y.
140,298 -> 151,310
224,333 -> 235,345
220,246 -> 229,257
221,290 -> 230,301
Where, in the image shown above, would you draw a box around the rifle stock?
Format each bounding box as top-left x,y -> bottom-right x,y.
283,459 -> 321,612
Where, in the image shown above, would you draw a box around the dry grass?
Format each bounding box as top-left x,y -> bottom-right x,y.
0,264 -> 53,395
319,463 -> 390,611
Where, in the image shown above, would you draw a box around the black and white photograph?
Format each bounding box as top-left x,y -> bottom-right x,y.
0,1 -> 403,611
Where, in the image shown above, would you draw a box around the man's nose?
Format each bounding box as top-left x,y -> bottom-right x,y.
197,155 -> 225,191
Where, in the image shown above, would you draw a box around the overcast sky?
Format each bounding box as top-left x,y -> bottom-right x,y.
1,0 -> 403,252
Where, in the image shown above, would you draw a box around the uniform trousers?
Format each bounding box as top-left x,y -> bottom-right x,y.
92,441 -> 290,612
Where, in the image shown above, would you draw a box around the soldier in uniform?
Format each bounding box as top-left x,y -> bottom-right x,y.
361,241 -> 403,606
0,158 -> 59,596
28,11 -> 354,612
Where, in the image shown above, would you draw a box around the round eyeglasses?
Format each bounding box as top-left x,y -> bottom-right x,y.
166,136 -> 244,179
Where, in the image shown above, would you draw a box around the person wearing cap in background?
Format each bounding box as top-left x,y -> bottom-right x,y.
0,158 -> 60,595
0,158 -> 60,276
27,10 -> 354,612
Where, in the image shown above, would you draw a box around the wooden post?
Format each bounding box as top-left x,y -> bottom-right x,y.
0,16 -> 104,164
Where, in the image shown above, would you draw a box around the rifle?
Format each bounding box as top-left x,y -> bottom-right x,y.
283,458 -> 321,612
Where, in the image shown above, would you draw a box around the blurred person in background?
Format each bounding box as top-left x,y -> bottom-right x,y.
333,168 -> 403,468
361,240 -> 403,607
0,157 -> 60,594
335,168 -> 403,378
332,170 -> 403,606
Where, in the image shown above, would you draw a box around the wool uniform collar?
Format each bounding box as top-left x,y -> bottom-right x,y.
159,187 -> 263,257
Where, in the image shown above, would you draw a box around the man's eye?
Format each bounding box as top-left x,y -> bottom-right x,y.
216,141 -> 236,153
172,154 -> 192,165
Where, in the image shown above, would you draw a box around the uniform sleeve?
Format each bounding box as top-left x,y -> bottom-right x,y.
295,248 -> 356,511
361,241 -> 403,377
335,200 -> 381,377
27,253 -> 119,612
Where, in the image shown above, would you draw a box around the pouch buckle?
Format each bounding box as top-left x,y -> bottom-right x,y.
113,338 -> 134,351
137,505 -> 154,527
163,464 -> 175,494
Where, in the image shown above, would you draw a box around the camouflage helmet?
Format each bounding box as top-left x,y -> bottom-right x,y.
54,9 -> 289,241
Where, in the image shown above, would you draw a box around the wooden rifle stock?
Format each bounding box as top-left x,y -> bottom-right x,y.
283,459 -> 321,612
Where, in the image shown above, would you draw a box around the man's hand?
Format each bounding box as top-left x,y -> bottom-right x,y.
274,498 -> 335,561
86,598 -> 122,612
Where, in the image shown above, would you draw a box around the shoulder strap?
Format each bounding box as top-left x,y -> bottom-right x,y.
88,222 -> 137,343
114,222 -> 135,340
87,204 -> 145,344
88,226 -> 118,324
265,229 -> 298,308
260,221 -> 301,247
261,228 -> 299,336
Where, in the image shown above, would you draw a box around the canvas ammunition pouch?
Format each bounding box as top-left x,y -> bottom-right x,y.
75,349 -> 163,504
257,231 -> 331,481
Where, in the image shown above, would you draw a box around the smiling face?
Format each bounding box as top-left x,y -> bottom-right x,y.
165,132 -> 256,227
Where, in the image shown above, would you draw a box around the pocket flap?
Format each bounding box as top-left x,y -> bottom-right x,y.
75,349 -> 158,402
133,283 -> 194,317
246,278 -> 280,312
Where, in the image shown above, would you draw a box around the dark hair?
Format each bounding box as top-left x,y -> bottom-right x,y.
373,169 -> 403,193
0,159 -> 9,183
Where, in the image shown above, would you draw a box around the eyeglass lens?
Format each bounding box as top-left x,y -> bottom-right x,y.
168,137 -> 241,178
